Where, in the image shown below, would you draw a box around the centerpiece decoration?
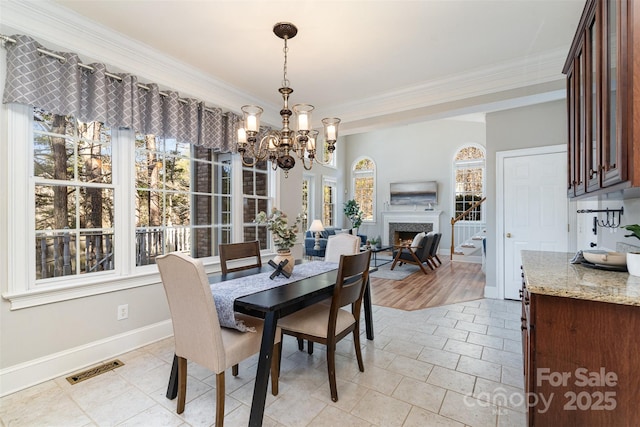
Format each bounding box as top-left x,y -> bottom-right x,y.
255,208 -> 303,275
343,199 -> 364,234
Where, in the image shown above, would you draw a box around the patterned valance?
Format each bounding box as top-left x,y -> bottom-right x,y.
2,34 -> 239,151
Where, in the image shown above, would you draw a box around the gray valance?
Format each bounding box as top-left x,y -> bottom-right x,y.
2,34 -> 236,151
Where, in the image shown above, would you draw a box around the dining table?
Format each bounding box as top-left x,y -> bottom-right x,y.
165,260 -> 376,427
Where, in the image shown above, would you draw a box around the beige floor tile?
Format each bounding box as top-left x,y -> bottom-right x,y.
454,319 -> 488,334
501,365 -> 525,389
417,347 -> 460,369
466,331 -> 504,350
481,347 -> 523,369
473,377 -> 527,413
392,377 -> 446,413
311,378 -> 369,413
433,326 -> 469,342
445,310 -> 476,323
411,331 -> 448,350
350,389 -> 412,427
112,403 -> 184,427
351,364 -> 404,396
307,405 -> 371,427
427,366 -> 476,395
83,387 -> 156,425
497,406 -> 528,427
386,355 -> 434,381
264,392 -> 327,427
403,406 -> 465,427
443,339 -> 483,359
383,338 -> 424,359
456,355 -> 502,382
439,390 -> 498,427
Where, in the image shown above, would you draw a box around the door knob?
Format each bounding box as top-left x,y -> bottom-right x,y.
506,233 -> 512,238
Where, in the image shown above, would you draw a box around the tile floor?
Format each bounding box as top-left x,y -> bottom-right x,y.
0,298 -> 526,427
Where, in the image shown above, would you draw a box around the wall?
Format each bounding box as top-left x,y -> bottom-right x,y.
485,99 -> 568,297
342,119 -> 487,251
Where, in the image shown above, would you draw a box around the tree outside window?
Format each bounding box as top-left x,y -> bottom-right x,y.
454,146 -> 485,221
352,158 -> 375,222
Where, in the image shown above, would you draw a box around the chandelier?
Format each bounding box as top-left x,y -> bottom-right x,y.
236,22 -> 340,177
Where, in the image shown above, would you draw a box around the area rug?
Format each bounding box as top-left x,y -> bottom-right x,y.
370,263 -> 422,280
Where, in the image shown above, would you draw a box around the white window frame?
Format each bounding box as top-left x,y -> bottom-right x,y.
451,143 -> 486,223
2,104 -> 273,309
350,156 -> 376,224
322,176 -> 337,227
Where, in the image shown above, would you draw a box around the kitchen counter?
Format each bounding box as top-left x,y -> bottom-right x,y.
521,250 -> 640,306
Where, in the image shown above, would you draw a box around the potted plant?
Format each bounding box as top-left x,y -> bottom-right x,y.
343,199 -> 363,233
622,224 -> 640,276
369,236 -> 381,249
255,208 -> 303,274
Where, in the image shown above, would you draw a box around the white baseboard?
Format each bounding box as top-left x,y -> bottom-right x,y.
0,320 -> 173,397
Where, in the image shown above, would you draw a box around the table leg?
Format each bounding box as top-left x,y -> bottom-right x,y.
166,354 -> 179,399
363,276 -> 374,340
248,311 -> 278,427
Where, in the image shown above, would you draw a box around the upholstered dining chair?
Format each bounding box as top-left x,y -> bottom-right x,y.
324,233 -> 361,263
277,250 -> 372,402
219,241 -> 262,274
390,232 -> 437,274
157,252 -> 280,427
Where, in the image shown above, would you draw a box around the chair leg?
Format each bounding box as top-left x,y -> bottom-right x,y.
435,254 -> 442,265
215,372 -> 225,427
353,328 -> 365,372
271,341 -> 280,396
297,337 -> 304,351
307,341 -> 314,355
277,332 -> 283,377
390,249 -> 404,270
232,363 -> 238,376
326,342 -> 338,402
176,356 -> 187,414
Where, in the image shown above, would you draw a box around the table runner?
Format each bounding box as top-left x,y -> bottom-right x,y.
210,261 -> 339,332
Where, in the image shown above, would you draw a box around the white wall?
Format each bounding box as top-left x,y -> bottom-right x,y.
342,119 -> 487,250
485,99 -> 568,297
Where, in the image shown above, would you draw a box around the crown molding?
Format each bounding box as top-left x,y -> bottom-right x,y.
2,0 -> 568,132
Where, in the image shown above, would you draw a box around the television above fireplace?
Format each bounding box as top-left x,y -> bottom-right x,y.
390,181 -> 437,206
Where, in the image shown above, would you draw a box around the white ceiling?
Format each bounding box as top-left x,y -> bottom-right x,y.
47,1 -> 585,131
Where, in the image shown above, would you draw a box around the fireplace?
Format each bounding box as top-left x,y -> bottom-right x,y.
381,210 -> 442,246
390,222 -> 434,245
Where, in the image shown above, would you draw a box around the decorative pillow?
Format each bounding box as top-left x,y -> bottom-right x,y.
411,232 -> 426,248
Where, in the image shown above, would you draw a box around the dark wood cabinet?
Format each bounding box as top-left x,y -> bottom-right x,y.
521,277 -> 640,425
563,0 -> 640,198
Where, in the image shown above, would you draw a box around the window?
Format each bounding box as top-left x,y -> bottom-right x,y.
352,157 -> 375,222
454,145 -> 485,221
34,110 -> 115,280
301,175 -> 311,231
241,160 -> 271,250
6,105 -> 273,307
322,177 -> 337,227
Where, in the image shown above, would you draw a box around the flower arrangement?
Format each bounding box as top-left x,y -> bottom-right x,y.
255,208 -> 303,251
344,199 -> 364,229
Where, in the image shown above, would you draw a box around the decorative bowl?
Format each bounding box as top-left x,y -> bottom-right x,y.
583,250 -> 627,267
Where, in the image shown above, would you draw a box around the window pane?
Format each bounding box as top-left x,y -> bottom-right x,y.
35,184 -> 77,230
78,187 -> 114,228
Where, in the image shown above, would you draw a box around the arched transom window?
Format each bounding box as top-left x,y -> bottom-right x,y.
454,146 -> 485,221
352,157 -> 375,222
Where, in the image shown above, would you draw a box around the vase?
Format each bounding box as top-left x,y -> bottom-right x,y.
627,252 -> 640,276
273,249 -> 294,275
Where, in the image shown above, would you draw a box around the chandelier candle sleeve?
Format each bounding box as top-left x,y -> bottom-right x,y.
235,22 -> 341,177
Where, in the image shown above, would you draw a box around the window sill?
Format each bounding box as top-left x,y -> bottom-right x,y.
3,259 -> 223,310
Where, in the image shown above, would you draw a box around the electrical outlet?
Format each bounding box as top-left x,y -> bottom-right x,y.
117,304 -> 128,320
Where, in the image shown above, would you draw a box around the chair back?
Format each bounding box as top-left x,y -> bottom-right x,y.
157,253 -> 225,371
329,251 -> 372,330
429,233 -> 442,257
324,233 -> 361,263
219,241 -> 262,274
416,233 -> 436,260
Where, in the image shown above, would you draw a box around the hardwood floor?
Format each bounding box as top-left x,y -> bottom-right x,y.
370,257 -> 485,311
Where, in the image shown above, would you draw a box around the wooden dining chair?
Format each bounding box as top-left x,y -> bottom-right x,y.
277,250 -> 371,402
157,252 -> 280,427
219,241 -> 262,274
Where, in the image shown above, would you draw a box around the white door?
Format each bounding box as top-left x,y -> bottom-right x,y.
502,150 -> 568,299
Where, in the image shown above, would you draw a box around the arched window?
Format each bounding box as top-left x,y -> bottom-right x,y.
352,157 -> 375,222
454,145 -> 485,221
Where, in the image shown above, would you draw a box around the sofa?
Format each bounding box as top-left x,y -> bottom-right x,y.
304,228 -> 367,258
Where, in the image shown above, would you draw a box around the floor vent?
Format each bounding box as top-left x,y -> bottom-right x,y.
65,359 -> 124,385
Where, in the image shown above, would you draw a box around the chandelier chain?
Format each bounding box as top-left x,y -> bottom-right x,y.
282,37 -> 289,88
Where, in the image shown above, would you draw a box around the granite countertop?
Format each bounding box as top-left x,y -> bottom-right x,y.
521,250 -> 640,306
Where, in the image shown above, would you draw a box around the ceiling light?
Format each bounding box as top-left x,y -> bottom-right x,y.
236,22 -> 340,177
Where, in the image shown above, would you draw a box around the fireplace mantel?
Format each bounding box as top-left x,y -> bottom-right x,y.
381,210 -> 442,245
